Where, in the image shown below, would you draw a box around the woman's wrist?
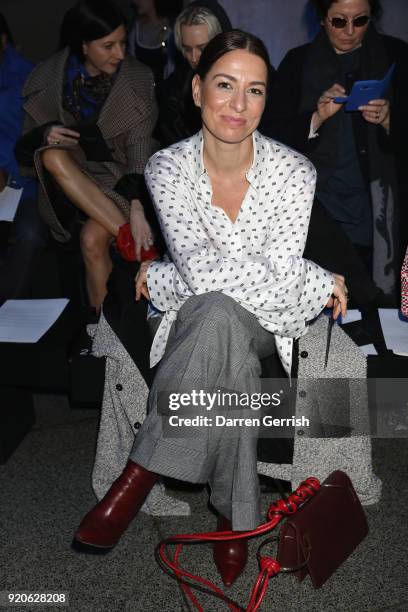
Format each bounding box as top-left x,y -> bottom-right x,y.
130,198 -> 144,214
43,125 -> 53,145
381,113 -> 390,134
130,199 -> 146,227
311,110 -> 324,133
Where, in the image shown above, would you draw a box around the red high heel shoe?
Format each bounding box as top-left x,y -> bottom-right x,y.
213,515 -> 248,586
72,460 -> 158,553
116,223 -> 159,262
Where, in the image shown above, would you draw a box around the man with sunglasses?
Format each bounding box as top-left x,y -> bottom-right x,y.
265,0 -> 408,317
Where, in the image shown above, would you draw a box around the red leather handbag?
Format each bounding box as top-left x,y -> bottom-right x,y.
156,470 -> 369,610
116,223 -> 159,262
277,470 -> 368,588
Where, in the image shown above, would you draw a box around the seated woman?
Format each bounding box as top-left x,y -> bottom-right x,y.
73,30 -> 348,586
156,1 -> 231,146
16,0 -> 158,310
266,0 -> 408,305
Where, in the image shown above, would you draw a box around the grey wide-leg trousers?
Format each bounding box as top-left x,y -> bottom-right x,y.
130,292 -> 276,530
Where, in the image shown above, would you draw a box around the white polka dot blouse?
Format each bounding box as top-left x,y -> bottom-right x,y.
145,130 -> 334,376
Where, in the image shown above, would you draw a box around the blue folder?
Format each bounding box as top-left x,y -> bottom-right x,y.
334,63 -> 395,111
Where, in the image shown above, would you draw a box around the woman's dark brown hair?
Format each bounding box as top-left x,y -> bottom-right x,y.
311,0 -> 382,19
196,29 -> 271,87
60,0 -> 126,60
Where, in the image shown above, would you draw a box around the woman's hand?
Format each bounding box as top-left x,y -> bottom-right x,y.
46,125 -> 80,146
358,99 -> 390,132
312,83 -> 346,131
135,260 -> 152,301
325,273 -> 348,320
130,199 -> 154,261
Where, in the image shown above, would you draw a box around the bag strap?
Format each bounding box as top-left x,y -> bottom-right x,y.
155,477 -> 320,612
257,536 -> 312,573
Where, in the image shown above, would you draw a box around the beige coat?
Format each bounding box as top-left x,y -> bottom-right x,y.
21,48 -> 158,241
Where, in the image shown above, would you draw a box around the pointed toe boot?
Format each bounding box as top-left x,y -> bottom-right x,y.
213,515 -> 248,587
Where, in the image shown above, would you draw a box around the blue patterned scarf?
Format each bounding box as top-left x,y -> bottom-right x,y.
63,53 -> 116,123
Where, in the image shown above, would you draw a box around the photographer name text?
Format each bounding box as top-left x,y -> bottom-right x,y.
167,415 -> 310,428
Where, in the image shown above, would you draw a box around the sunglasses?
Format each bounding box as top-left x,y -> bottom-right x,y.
327,15 -> 370,29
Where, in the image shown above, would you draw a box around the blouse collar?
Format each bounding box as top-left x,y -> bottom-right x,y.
191,129 -> 263,188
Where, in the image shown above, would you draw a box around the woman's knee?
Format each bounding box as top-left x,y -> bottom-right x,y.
41,148 -> 73,177
80,223 -> 112,260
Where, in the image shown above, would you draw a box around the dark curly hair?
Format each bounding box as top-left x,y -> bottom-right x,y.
311,0 -> 382,20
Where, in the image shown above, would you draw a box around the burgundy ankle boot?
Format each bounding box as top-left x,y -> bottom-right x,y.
72,460 -> 158,553
213,515 -> 248,586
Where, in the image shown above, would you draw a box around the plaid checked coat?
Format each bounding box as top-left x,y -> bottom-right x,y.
21,48 -> 158,242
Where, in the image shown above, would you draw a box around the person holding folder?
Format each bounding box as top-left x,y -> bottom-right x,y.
266,0 -> 408,308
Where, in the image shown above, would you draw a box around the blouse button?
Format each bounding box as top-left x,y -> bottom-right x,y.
116,384 -> 123,391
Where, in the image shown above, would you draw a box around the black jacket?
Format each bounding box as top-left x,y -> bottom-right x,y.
263,31 -> 408,229
262,30 -> 408,297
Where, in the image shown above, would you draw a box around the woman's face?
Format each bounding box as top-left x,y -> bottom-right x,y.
82,25 -> 126,76
323,0 -> 371,54
181,23 -> 210,70
192,49 -> 267,145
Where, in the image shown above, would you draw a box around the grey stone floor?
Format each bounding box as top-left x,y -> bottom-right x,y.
1,393 -> 407,612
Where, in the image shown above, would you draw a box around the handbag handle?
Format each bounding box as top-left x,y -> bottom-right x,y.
256,535 -> 311,573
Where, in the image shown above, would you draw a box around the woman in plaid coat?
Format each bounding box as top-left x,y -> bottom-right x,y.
17,0 -> 158,309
